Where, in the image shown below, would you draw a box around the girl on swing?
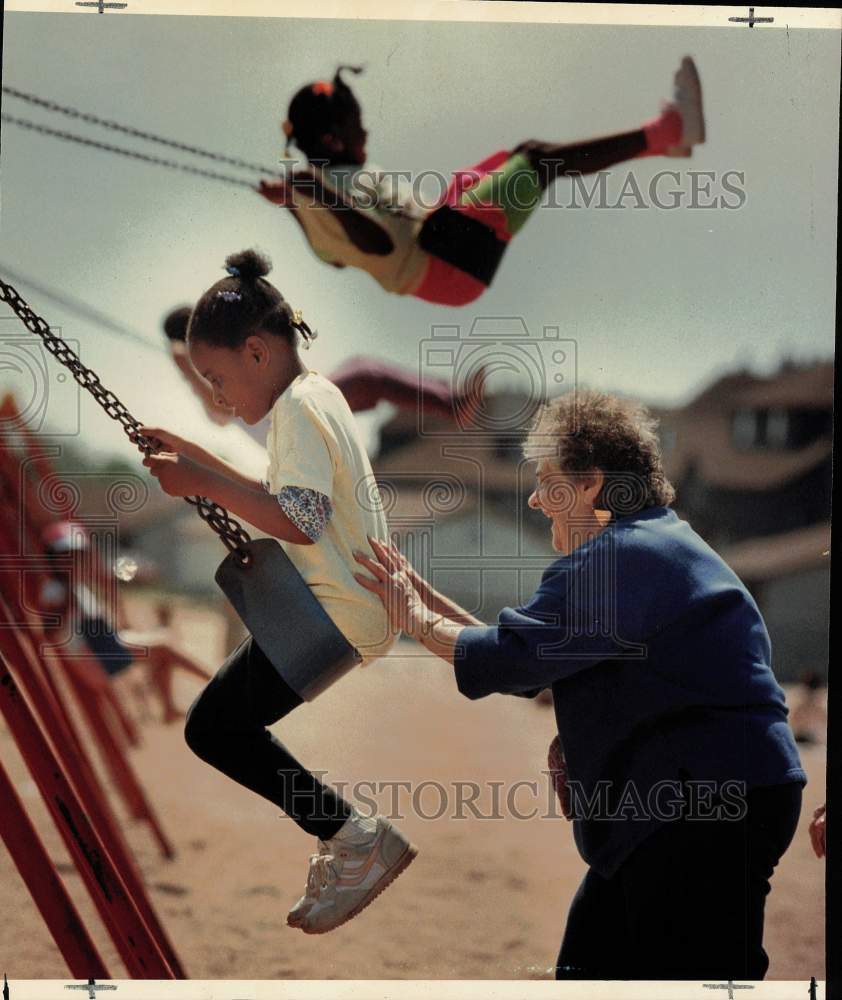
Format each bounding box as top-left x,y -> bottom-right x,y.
140,249 -> 416,935
257,59 -> 705,306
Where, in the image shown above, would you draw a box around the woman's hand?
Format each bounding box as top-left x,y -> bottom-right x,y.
142,451 -> 209,499
353,536 -> 436,642
809,804 -> 826,859
368,535 -> 437,609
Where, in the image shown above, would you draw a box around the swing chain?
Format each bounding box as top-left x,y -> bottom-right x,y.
2,85 -> 282,177
0,278 -> 253,565
1,113 -> 262,192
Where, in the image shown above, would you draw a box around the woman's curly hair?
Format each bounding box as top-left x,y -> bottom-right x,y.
522,389 -> 675,516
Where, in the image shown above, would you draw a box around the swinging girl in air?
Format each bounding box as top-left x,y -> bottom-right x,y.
257,59 -> 705,306
140,249 -> 416,935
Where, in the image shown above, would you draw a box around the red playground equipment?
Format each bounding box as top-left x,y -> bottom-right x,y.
0,387 -> 189,977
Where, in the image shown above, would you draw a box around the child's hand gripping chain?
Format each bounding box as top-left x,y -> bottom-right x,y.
140,427 -> 218,499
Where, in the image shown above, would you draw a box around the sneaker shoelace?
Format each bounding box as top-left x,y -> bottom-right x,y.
305,852 -> 338,900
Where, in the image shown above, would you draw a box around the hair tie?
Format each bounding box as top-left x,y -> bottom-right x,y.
225,264 -> 240,277
292,309 -> 319,350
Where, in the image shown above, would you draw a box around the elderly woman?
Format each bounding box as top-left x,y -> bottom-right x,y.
354,389 -> 806,981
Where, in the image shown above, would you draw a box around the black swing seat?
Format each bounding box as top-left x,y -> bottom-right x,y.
215,537 -> 362,701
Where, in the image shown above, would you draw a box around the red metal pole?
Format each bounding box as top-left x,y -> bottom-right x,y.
0,757 -> 110,978
0,518 -> 144,825
0,646 -> 174,978
0,599 -> 186,977
0,510 -> 161,844
0,400 -> 185,975
2,398 -> 139,748
60,659 -> 177,857
101,683 -> 141,748
59,660 -> 149,819
7,397 -> 140,685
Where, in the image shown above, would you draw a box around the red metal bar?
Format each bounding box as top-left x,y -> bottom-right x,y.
0,594 -> 186,977
58,659 -> 148,819
0,516 -> 144,824
61,661 -> 176,857
0,757 -> 110,978
2,397 -> 139,748
0,400 -> 185,975
0,642 -> 174,978
0,507 -> 159,846
102,684 -> 141,748
6,396 -> 135,649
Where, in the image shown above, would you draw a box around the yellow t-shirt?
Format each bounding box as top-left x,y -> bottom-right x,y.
288,164 -> 429,296
264,370 -> 397,664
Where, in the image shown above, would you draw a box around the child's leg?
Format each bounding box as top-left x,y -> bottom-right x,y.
460,111 -> 679,239
184,635 -> 352,840
512,104 -> 684,188
514,129 -> 648,184
414,60 -> 702,305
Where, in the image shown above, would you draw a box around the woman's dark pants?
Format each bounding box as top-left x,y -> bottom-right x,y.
556,782 -> 803,980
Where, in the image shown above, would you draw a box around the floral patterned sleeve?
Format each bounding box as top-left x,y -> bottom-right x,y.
261,480 -> 334,542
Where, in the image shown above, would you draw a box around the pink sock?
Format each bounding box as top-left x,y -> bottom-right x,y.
639,106 -> 683,157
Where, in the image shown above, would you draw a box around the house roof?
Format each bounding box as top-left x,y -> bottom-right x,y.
656,360 -> 833,490
734,361 -> 834,410
663,429 -> 831,491
675,361 -> 834,414
721,521 -> 831,582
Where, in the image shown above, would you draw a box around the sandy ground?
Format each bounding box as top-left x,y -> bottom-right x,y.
0,601 -> 826,982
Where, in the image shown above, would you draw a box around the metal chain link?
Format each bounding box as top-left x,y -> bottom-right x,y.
2,88 -> 422,223
1,113 -> 263,191
3,85 -> 282,177
0,278 -> 253,565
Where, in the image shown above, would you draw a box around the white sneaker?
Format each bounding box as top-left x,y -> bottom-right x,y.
286,814 -> 418,934
665,56 -> 706,157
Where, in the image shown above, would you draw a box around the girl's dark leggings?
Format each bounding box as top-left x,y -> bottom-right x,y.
556,781 -> 803,980
184,635 -> 351,841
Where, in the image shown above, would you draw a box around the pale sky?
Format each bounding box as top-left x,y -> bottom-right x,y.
1,11 -> 838,471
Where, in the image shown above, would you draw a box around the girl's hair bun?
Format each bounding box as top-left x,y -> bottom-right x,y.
224,248 -> 272,282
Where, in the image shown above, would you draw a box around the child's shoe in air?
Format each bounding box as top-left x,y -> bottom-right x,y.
642,56 -> 705,158
286,813 -> 418,934
665,55 -> 705,156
